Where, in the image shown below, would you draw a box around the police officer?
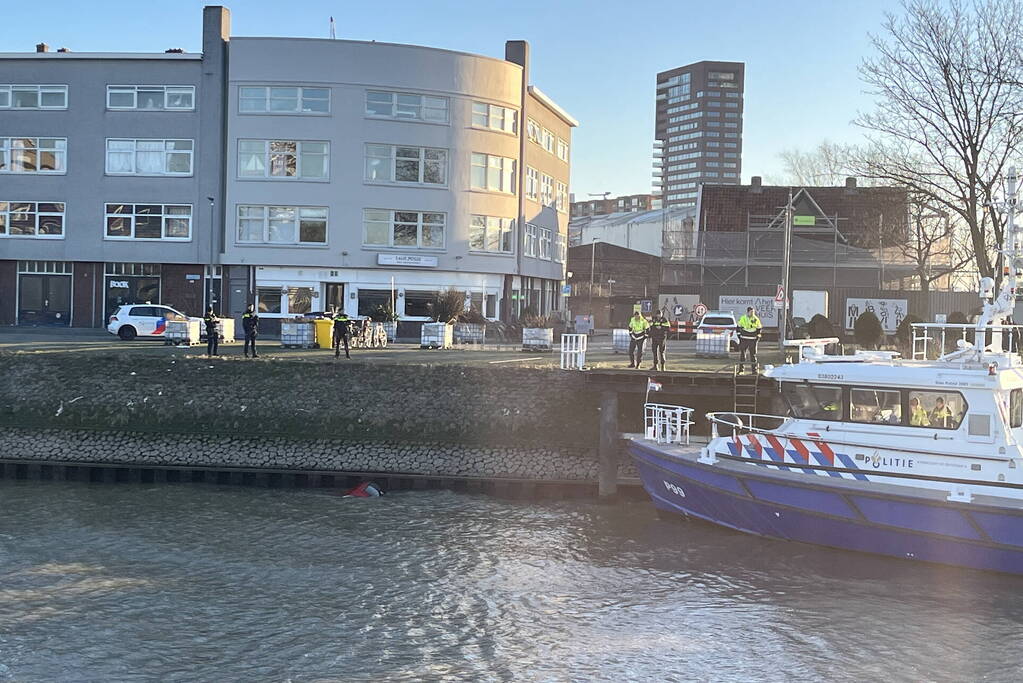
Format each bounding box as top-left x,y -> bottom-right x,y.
332,308 -> 352,359
648,311 -> 670,371
627,311 -> 650,369
736,306 -> 762,373
203,306 -> 220,357
242,303 -> 259,358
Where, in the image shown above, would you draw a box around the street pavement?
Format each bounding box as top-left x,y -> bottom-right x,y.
0,327 -> 784,373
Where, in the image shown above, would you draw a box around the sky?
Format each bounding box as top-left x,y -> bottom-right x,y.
2,0 -> 904,197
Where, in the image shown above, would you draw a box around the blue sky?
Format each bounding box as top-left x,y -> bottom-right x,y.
4,0 -> 902,196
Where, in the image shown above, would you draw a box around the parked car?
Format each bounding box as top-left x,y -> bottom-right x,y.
697,310 -> 740,349
107,304 -> 191,341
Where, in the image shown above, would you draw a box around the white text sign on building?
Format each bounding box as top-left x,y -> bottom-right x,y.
376,254 -> 438,268
845,298 -> 908,332
719,295 -> 778,327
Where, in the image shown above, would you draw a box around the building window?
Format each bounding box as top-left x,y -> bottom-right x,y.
404,290 -> 437,317
0,202 -> 64,238
363,209 -> 445,249
107,85 -> 194,111
238,140 -> 328,180
556,137 -> 572,161
365,90 -> 447,123
541,128 -> 555,154
236,205 -> 328,245
105,138 -> 192,176
0,137 -> 66,174
540,173 -> 554,206
105,203 -> 192,240
469,215 -> 514,254
527,118 -> 541,144
523,223 -> 538,257
256,287 -> 282,314
0,85 -> 67,110
364,144 -> 447,185
725,92 -> 740,98
470,153 -> 516,193
18,260 -> 73,274
525,167 -> 539,200
556,182 -> 568,212
538,227 -> 552,260
554,233 -> 566,263
471,102 -> 517,134
239,86 -> 330,114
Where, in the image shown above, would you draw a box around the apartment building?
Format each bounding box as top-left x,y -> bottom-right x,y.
0,5 -> 575,328
0,6 -> 229,327
654,60 -> 744,208
569,193 -> 656,218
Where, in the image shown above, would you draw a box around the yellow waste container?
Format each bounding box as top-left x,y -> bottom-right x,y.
314,318 -> 334,349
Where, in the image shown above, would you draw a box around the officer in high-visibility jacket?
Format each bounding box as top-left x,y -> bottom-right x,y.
332,309 -> 352,359
627,311 -> 650,369
648,312 -> 670,371
736,306 -> 762,373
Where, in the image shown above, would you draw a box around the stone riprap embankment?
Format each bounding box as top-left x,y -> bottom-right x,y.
0,352 -> 618,481
0,427 -> 636,480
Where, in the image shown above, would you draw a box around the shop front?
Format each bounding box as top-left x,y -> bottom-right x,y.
104,263 -> 162,320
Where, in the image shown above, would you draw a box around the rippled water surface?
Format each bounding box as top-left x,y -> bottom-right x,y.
2,480 -> 1023,681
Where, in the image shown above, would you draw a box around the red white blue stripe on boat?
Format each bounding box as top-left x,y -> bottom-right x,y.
725,433 -> 869,481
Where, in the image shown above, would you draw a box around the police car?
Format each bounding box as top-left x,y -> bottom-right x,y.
696,310 -> 740,349
107,304 -> 191,341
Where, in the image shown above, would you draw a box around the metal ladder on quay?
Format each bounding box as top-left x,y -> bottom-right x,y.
732,366 -> 759,414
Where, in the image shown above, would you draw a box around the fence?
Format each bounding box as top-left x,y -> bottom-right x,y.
644,403 -> 694,445
560,334 -> 587,370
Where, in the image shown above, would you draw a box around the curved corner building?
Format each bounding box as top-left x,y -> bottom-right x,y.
222,35 -> 576,325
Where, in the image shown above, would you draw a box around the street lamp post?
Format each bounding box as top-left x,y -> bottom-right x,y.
589,237 -> 600,321
607,278 -> 616,327
207,196 -> 216,311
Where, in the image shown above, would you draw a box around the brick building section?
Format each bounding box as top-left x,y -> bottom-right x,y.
698,177 -> 907,247
567,242 -> 661,327
161,264 -> 208,317
570,193 -> 656,218
0,261 -> 15,325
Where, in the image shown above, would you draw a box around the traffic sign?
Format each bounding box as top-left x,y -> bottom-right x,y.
641,299 -> 653,313
694,303 -> 708,318
775,285 -> 785,303
673,304 -> 684,317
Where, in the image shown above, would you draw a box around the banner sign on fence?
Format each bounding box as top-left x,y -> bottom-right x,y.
845,298 -> 908,332
718,295 -> 778,327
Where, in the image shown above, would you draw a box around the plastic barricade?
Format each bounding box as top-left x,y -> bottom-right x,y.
164,319 -> 201,346
453,323 -> 486,345
612,328 -> 630,354
560,334 -> 588,370
281,321 -> 316,348
522,328 -> 554,351
421,322 -> 453,349
695,330 -> 730,357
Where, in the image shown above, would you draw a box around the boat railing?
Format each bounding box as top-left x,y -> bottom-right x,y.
911,322 -> 1023,360
707,412 -> 790,439
644,403 -> 694,445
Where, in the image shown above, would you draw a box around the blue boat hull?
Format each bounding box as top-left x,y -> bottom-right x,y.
629,439 -> 1023,575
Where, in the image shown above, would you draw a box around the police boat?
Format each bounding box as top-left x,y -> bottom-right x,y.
629,169 -> 1023,575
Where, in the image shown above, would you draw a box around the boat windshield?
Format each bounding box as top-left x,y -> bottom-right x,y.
781,382 -> 844,420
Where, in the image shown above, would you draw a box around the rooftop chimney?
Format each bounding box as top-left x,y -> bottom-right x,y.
751,176 -> 763,193
56,47 -> 71,53
845,176 -> 858,194
165,48 -> 185,53
36,42 -> 49,53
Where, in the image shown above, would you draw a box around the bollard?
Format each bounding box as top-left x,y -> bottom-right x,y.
598,390 -> 619,500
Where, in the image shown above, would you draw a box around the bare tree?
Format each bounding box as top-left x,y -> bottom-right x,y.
774,141 -> 859,186
852,0 -> 1023,281
900,196 -> 975,293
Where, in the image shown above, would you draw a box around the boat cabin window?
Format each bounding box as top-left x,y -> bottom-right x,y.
781,383 -> 844,420
850,388 -> 902,425
907,390 -> 965,430
1011,389 -> 1023,428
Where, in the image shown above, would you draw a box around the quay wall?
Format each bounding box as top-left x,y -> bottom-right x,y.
0,353 -> 625,482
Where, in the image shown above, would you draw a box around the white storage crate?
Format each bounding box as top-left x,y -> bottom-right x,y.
199,318 -> 237,344
696,330 -> 730,357
164,319 -> 202,346
280,321 -> 316,348
453,323 -> 486,345
382,321 -> 397,342
421,322 -> 453,349
522,327 -> 554,351
611,328 -> 630,354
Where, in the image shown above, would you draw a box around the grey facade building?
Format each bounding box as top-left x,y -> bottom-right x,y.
0,6 -> 229,327
653,60 -> 744,208
0,5 -> 574,329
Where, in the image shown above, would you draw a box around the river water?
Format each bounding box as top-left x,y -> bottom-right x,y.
1,480 -> 1022,682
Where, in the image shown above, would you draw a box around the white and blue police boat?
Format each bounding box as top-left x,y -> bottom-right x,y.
629,169 -> 1023,575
